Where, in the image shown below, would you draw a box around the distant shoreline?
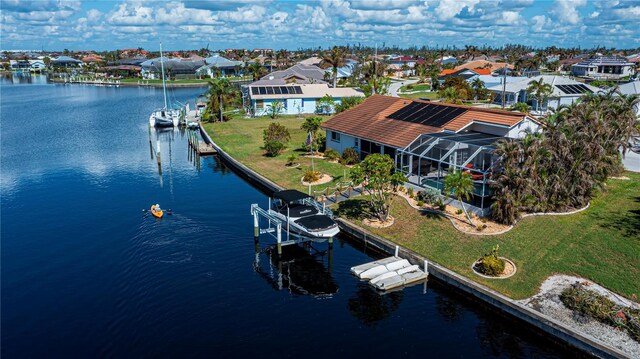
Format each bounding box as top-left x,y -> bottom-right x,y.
48,79 -> 210,88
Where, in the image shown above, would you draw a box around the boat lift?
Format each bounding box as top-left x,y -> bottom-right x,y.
251,197 -> 335,255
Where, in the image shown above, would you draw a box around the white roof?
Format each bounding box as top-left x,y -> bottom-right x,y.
298,56 -> 322,66
617,80 -> 640,96
487,75 -> 601,97
249,84 -> 364,100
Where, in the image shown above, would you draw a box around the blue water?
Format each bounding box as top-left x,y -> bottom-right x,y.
1,75 -> 576,358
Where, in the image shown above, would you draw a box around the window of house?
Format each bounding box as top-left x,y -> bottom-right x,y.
256,100 -> 264,110
331,131 -> 341,142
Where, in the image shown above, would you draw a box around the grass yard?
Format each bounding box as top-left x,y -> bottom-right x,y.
399,91 -> 440,100
399,83 -> 432,92
203,115 -> 353,193
334,173 -> 640,300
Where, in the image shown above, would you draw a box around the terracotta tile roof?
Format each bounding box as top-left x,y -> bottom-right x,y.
439,69 -> 456,76
321,95 -> 533,148
472,68 -> 492,75
455,60 -> 514,72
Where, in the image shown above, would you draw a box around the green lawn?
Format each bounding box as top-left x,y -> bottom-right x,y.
399,91 -> 440,100
399,83 -> 432,92
334,173 -> 640,300
203,115 -> 353,193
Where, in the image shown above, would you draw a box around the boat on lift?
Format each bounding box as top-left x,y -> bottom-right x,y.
148,43 -> 181,128
269,189 -> 339,239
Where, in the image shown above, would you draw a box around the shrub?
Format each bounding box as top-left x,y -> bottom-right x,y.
416,200 -> 425,207
406,84 -> 414,91
324,148 -> 340,161
340,148 -> 359,165
315,132 -> 326,152
407,187 -> 414,198
456,209 -> 463,215
286,154 -> 297,166
264,122 -> 290,143
335,96 -> 364,113
303,169 -> 321,183
436,198 -> 446,211
561,283 -> 640,342
478,245 -> 505,276
264,140 -> 285,157
418,187 -> 440,204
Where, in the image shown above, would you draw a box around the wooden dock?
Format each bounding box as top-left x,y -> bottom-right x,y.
187,126 -> 217,156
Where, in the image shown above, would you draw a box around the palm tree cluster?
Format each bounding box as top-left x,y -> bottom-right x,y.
491,91 -> 639,224
203,78 -> 238,122
320,47 -> 347,88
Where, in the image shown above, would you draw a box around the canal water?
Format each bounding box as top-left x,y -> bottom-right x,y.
1,76 -> 575,358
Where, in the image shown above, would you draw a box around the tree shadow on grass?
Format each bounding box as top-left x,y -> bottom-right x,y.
418,209 -> 447,221
334,199 -> 372,220
590,196 -> 640,239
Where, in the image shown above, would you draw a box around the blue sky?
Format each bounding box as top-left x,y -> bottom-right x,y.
1,0 -> 639,51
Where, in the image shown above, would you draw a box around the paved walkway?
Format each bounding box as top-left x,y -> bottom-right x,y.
388,78 -> 420,97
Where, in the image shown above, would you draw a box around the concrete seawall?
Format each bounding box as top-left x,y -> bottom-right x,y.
199,123 -> 629,359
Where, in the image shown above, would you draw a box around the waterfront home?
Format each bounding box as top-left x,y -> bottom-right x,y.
196,54 -> 244,78
141,57 -> 205,79
487,75 -> 600,111
9,60 -> 31,70
321,95 -> 541,214
252,63 -> 328,85
247,83 -> 364,117
453,60 -> 513,74
571,56 -> 634,80
437,68 -> 491,85
52,56 -> 83,67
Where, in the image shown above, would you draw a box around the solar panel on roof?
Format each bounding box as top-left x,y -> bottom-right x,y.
251,87 -> 259,95
387,102 -> 468,127
279,86 -> 288,94
273,86 -> 282,94
556,84 -> 593,95
294,86 -> 303,94
266,87 -> 274,95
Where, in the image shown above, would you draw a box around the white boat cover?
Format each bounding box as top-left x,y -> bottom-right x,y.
350,257 -> 399,276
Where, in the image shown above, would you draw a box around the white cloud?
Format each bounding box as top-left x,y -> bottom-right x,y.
107,3 -> 155,26
434,0 -> 480,21
349,0 -> 423,10
549,0 -> 587,25
531,15 -> 548,32
497,11 -> 525,25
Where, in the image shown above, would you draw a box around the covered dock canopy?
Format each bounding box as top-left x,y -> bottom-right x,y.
396,131 -> 509,210
273,189 -> 311,203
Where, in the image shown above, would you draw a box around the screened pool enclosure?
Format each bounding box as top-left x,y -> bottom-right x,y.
396,132 -> 506,211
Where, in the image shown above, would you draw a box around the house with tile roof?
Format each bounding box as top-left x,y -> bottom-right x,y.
487,75 -> 601,112
252,64 -> 328,86
571,56 -> 634,80
247,83 -> 364,117
321,95 -> 541,214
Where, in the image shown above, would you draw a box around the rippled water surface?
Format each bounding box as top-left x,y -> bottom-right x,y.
1,75 -> 576,358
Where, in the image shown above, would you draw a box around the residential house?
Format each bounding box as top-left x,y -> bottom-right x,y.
52,56 -> 83,67
571,56 -> 634,80
247,83 -> 364,117
9,60 -> 31,70
196,54 -> 244,78
437,56 -> 458,65
321,95 -> 541,214
324,59 -> 358,81
140,57 -> 205,79
298,56 -> 323,66
252,64 -> 328,85
453,60 -> 513,74
487,75 -> 600,111
437,68 -> 492,85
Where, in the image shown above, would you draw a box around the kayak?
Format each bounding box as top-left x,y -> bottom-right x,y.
151,205 -> 163,219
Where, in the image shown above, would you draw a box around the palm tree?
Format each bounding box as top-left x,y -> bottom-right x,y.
321,47 -> 347,88
438,87 -> 460,104
247,62 -> 266,81
204,78 -> 236,122
443,170 -> 475,225
526,78 -> 553,113
470,78 -> 485,101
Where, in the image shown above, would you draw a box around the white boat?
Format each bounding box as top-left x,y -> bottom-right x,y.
148,42 -> 180,128
269,189 -> 340,239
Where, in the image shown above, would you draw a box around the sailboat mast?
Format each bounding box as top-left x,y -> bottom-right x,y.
160,42 -> 168,110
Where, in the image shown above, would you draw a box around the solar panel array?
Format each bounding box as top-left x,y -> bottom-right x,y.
555,84 -> 593,95
251,86 -> 303,95
388,102 -> 468,127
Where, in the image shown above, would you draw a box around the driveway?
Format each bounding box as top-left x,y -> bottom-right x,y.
388,78 -> 420,97
622,149 -> 640,172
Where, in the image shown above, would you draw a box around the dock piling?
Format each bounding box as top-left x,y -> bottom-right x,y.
395,245 -> 399,257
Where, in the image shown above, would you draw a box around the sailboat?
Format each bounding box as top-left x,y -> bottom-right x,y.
149,43 -> 181,127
